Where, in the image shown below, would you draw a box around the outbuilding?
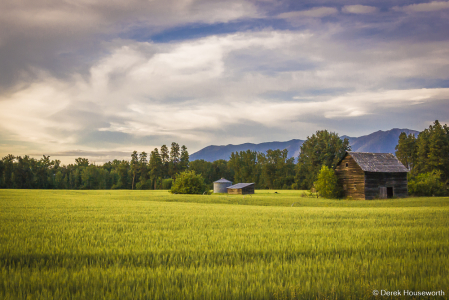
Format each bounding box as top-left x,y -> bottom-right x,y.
226,183 -> 255,195
213,178 -> 232,193
335,152 -> 409,200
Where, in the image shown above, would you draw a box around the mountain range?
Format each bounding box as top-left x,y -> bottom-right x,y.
190,128 -> 420,162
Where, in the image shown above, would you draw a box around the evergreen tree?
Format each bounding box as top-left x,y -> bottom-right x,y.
179,145 -> 189,172
169,142 -> 180,178
136,152 -> 149,189
149,149 -> 163,189
2,154 -> 15,188
160,144 -> 170,178
395,132 -> 409,168
130,151 -> 139,189
427,120 -> 449,180
414,129 -> 431,176
412,120 -> 449,180
395,132 -> 417,170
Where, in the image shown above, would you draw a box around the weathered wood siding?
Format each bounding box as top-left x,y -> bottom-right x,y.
364,172 -> 408,200
241,185 -> 255,195
227,184 -> 255,195
335,155 -> 366,199
227,188 -> 242,195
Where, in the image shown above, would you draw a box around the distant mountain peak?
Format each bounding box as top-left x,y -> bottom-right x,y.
190,128 -> 420,162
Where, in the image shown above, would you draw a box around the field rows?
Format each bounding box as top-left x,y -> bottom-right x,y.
1,190 -> 449,299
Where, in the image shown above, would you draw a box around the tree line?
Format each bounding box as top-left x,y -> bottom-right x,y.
395,120 -> 449,196
0,130 -> 351,190
1,121 -> 447,194
0,143 -> 189,190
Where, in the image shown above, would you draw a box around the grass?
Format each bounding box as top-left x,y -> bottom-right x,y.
1,190 -> 448,299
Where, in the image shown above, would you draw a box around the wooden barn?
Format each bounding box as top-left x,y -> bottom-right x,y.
226,183 -> 255,195
335,152 -> 409,200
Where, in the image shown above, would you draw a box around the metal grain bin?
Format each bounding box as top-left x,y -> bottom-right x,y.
213,178 -> 232,193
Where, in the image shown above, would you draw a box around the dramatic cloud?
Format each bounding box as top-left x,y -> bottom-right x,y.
0,0 -> 260,89
1,1 -> 449,163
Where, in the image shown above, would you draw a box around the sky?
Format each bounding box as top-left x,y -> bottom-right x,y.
1,0 -> 449,164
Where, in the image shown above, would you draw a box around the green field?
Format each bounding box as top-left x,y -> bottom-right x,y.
1,190 -> 448,299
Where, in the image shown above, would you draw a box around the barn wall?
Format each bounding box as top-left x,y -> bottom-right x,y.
227,185 -> 255,195
364,172 -> 408,199
227,188 -> 242,195
242,185 -> 255,195
335,155 -> 366,199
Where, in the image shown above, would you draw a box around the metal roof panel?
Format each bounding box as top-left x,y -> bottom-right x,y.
226,183 -> 254,189
348,152 -> 409,172
214,178 -> 232,183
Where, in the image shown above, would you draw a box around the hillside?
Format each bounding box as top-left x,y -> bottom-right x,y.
190,128 -> 420,162
342,128 -> 419,153
190,139 -> 304,162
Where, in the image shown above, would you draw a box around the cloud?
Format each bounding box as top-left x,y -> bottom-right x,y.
278,7 -> 338,19
393,1 -> 449,13
0,0 -> 261,90
2,28 -> 449,160
2,2 -> 449,163
321,88 -> 449,118
342,5 -> 378,14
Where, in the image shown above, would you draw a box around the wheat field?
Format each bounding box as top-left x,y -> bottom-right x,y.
1,190 -> 448,299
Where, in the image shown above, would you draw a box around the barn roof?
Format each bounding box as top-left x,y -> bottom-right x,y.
227,183 -> 254,189
214,178 -> 232,183
345,152 -> 409,173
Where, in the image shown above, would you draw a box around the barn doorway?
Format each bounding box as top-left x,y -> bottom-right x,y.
387,187 -> 394,198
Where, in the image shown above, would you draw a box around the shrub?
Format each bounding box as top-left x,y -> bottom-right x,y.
170,170 -> 208,194
162,178 -> 173,190
313,165 -> 341,199
408,170 -> 447,196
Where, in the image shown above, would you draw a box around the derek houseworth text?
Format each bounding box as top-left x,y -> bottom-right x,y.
375,290 -> 445,297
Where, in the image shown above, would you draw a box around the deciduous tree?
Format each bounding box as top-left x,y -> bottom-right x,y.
295,130 -> 350,189
314,165 -> 341,199
170,170 -> 208,194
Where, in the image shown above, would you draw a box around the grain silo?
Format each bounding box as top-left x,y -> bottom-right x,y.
213,178 -> 232,193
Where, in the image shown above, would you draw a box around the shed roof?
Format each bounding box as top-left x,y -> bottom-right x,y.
344,152 -> 409,173
227,183 -> 254,189
214,178 -> 232,183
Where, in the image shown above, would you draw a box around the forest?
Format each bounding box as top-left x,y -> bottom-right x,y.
0,121 -> 448,194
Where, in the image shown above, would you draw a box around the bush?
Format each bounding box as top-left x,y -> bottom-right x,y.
162,178 -> 173,190
313,165 -> 341,199
408,170 -> 447,196
170,171 -> 208,194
